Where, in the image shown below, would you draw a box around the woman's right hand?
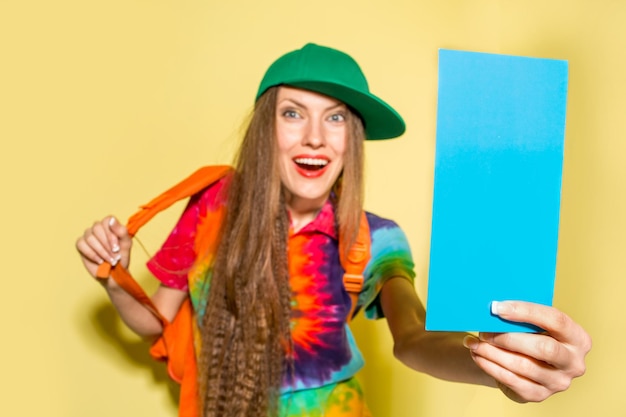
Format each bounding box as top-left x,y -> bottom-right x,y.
75,216 -> 172,337
76,216 -> 132,278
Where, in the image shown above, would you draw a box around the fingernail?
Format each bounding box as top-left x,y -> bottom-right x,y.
112,243 -> 120,253
491,301 -> 511,316
111,254 -> 121,266
109,217 -> 115,227
491,301 -> 501,315
462,335 -> 479,350
478,332 -> 493,343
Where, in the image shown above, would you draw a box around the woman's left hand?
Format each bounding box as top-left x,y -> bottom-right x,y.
464,301 -> 592,403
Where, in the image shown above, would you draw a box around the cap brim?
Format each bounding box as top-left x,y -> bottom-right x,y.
284,81 -> 406,140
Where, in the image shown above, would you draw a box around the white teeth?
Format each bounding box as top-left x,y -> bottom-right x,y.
294,158 -> 328,167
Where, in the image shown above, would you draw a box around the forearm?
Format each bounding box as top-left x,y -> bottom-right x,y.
394,329 -> 496,387
99,278 -> 164,338
382,278 -> 591,402
381,277 -> 495,387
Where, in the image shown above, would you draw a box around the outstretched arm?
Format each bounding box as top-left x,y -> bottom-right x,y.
380,277 -> 591,402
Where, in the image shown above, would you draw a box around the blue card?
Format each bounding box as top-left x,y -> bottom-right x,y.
425,49 -> 568,332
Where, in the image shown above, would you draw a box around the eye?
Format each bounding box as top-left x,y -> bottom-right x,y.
329,113 -> 346,122
282,109 -> 300,119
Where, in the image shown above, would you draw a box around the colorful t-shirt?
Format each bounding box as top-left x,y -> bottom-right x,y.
147,175 -> 415,413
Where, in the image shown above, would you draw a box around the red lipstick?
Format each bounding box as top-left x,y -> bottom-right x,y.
292,155 -> 330,178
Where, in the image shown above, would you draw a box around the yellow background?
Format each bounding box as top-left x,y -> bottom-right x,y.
1,0 -> 622,416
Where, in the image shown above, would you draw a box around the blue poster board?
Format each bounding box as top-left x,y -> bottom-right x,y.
425,49 -> 568,332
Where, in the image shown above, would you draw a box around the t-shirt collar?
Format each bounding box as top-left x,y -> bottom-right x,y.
290,199 -> 337,239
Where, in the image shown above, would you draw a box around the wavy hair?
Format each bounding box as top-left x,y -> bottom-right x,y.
197,86 -> 365,417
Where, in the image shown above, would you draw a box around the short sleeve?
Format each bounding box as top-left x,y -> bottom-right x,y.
358,213 -> 416,320
146,177 -> 227,291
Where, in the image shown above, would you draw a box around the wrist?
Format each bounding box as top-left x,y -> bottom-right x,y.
98,276 -> 121,291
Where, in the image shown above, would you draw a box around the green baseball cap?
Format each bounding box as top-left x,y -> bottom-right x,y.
256,43 -> 406,140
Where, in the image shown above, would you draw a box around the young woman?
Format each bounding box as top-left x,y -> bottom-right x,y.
76,43 -> 591,417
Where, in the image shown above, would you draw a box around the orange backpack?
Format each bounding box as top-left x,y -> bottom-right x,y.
95,165 -> 371,417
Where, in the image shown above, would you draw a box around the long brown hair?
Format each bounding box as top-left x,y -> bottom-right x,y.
197,86 -> 365,417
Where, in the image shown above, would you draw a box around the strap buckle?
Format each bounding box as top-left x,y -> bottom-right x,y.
343,273 -> 364,293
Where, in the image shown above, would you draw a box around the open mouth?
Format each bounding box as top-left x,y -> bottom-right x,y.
294,157 -> 329,171
293,157 -> 330,178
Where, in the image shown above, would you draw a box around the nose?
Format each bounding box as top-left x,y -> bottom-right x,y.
302,117 -> 325,149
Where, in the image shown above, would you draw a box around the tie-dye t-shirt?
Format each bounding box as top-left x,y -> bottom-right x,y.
146,175 -> 415,401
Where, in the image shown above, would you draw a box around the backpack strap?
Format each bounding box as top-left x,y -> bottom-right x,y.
96,165 -> 371,326
94,165 -> 234,323
339,212 -> 371,323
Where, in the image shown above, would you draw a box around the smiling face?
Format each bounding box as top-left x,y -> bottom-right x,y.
275,86 -> 349,219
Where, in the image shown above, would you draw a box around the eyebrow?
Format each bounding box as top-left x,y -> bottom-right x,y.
277,98 -> 346,112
